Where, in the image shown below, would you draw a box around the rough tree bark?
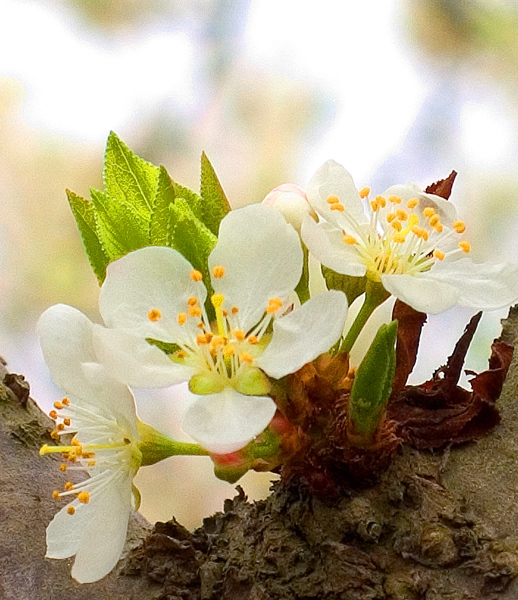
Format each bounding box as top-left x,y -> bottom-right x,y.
1,306 -> 517,600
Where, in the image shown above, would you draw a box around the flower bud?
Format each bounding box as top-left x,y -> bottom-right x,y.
262,183 -> 316,232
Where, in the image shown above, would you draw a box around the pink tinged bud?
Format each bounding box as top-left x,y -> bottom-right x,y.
262,183 -> 316,232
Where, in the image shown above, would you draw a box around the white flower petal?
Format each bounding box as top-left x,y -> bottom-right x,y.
256,290 -> 348,378
71,477 -> 133,583
382,183 -> 458,225
38,304 -> 98,398
301,216 -> 366,276
307,160 -> 366,225
93,325 -> 194,388
182,388 -> 277,454
99,246 -> 206,340
381,273 -> 460,313
208,204 -> 303,331
46,499 -> 95,560
428,259 -> 518,311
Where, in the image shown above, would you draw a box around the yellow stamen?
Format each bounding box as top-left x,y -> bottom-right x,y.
147,308 -> 162,322
224,345 -> 235,357
64,481 -> 74,491
78,491 -> 90,504
391,220 -> 402,232
434,223 -> 443,233
247,335 -> 258,345
50,430 -> 59,440
57,423 -> 65,431
49,410 -> 58,420
407,198 -> 418,209
54,401 -> 63,410
389,195 -> 401,204
196,333 -> 209,346
189,306 -> 202,317
370,199 -> 378,211
177,350 -> 187,358
67,506 -> 76,515
187,296 -> 198,306
393,233 -> 406,244
231,306 -> 239,314
396,209 -> 408,221
62,398 -> 70,406
240,352 -> 254,364
459,241 -> 471,253
213,265 -> 225,278
177,312 -> 187,325
423,207 -> 435,218
376,195 -> 387,208
190,269 -> 203,282
453,220 -> 466,234
330,203 -> 345,212
386,213 -> 397,223
59,464 -> 67,472
359,187 -> 370,198
342,234 -> 357,245
266,297 -> 283,314
233,329 -> 245,342
326,194 -> 340,204
63,418 -> 71,426
429,214 -> 440,227
433,249 -> 445,260
52,490 -> 61,500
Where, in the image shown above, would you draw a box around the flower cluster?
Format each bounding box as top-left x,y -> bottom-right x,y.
38,151 -> 518,583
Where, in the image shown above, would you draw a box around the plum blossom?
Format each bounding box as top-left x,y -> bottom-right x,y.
38,304 -> 142,584
93,204 -> 348,453
301,160 -> 518,314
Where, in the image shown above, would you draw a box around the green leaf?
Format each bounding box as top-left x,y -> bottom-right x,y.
199,151 -> 231,236
348,320 -> 398,445
150,166 -> 177,245
322,265 -> 367,306
67,189 -> 109,282
169,198 -> 218,321
103,131 -> 159,219
91,188 -> 149,261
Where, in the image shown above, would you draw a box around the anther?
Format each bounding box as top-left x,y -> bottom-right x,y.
50,430 -> 60,440
429,214 -> 440,227
196,333 -> 209,346
459,241 -> 471,253
359,187 -> 370,198
389,195 -> 401,204
396,209 -> 408,221
327,195 -> 340,204
78,491 -> 90,504
393,233 -> 406,244
213,265 -> 225,278
233,329 -> 245,342
240,352 -> 254,364
49,410 -> 58,420
423,207 -> 435,218
231,306 -> 239,314
386,213 -> 397,223
453,220 -> 466,233
147,308 -> 162,322
52,490 -> 61,500
266,297 -> 283,314
433,249 -> 445,260
62,398 -> 70,406
391,220 -> 402,232
57,423 -> 65,431
342,234 -> 357,245
407,198 -> 418,209
224,345 -> 235,357
177,350 -> 187,358
59,464 -> 67,472
67,506 -> 76,515
434,223 -> 443,233
370,199 -> 378,211
190,269 -> 203,282
64,482 -> 74,491
63,418 -> 71,426
376,195 -> 387,208
247,335 -> 258,345
187,297 -> 198,306
177,312 -> 187,325
330,203 -> 345,211
189,306 -> 202,317
54,401 -> 64,410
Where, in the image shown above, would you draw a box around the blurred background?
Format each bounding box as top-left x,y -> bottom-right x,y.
1,0 -> 518,528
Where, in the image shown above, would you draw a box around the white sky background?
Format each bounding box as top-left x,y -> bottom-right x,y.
0,0 -> 517,523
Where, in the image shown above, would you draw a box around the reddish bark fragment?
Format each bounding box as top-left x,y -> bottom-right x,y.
425,171 -> 457,200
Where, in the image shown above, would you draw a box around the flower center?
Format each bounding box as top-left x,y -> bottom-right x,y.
327,192 -> 470,280
148,266 -> 282,395
40,398 -> 141,514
